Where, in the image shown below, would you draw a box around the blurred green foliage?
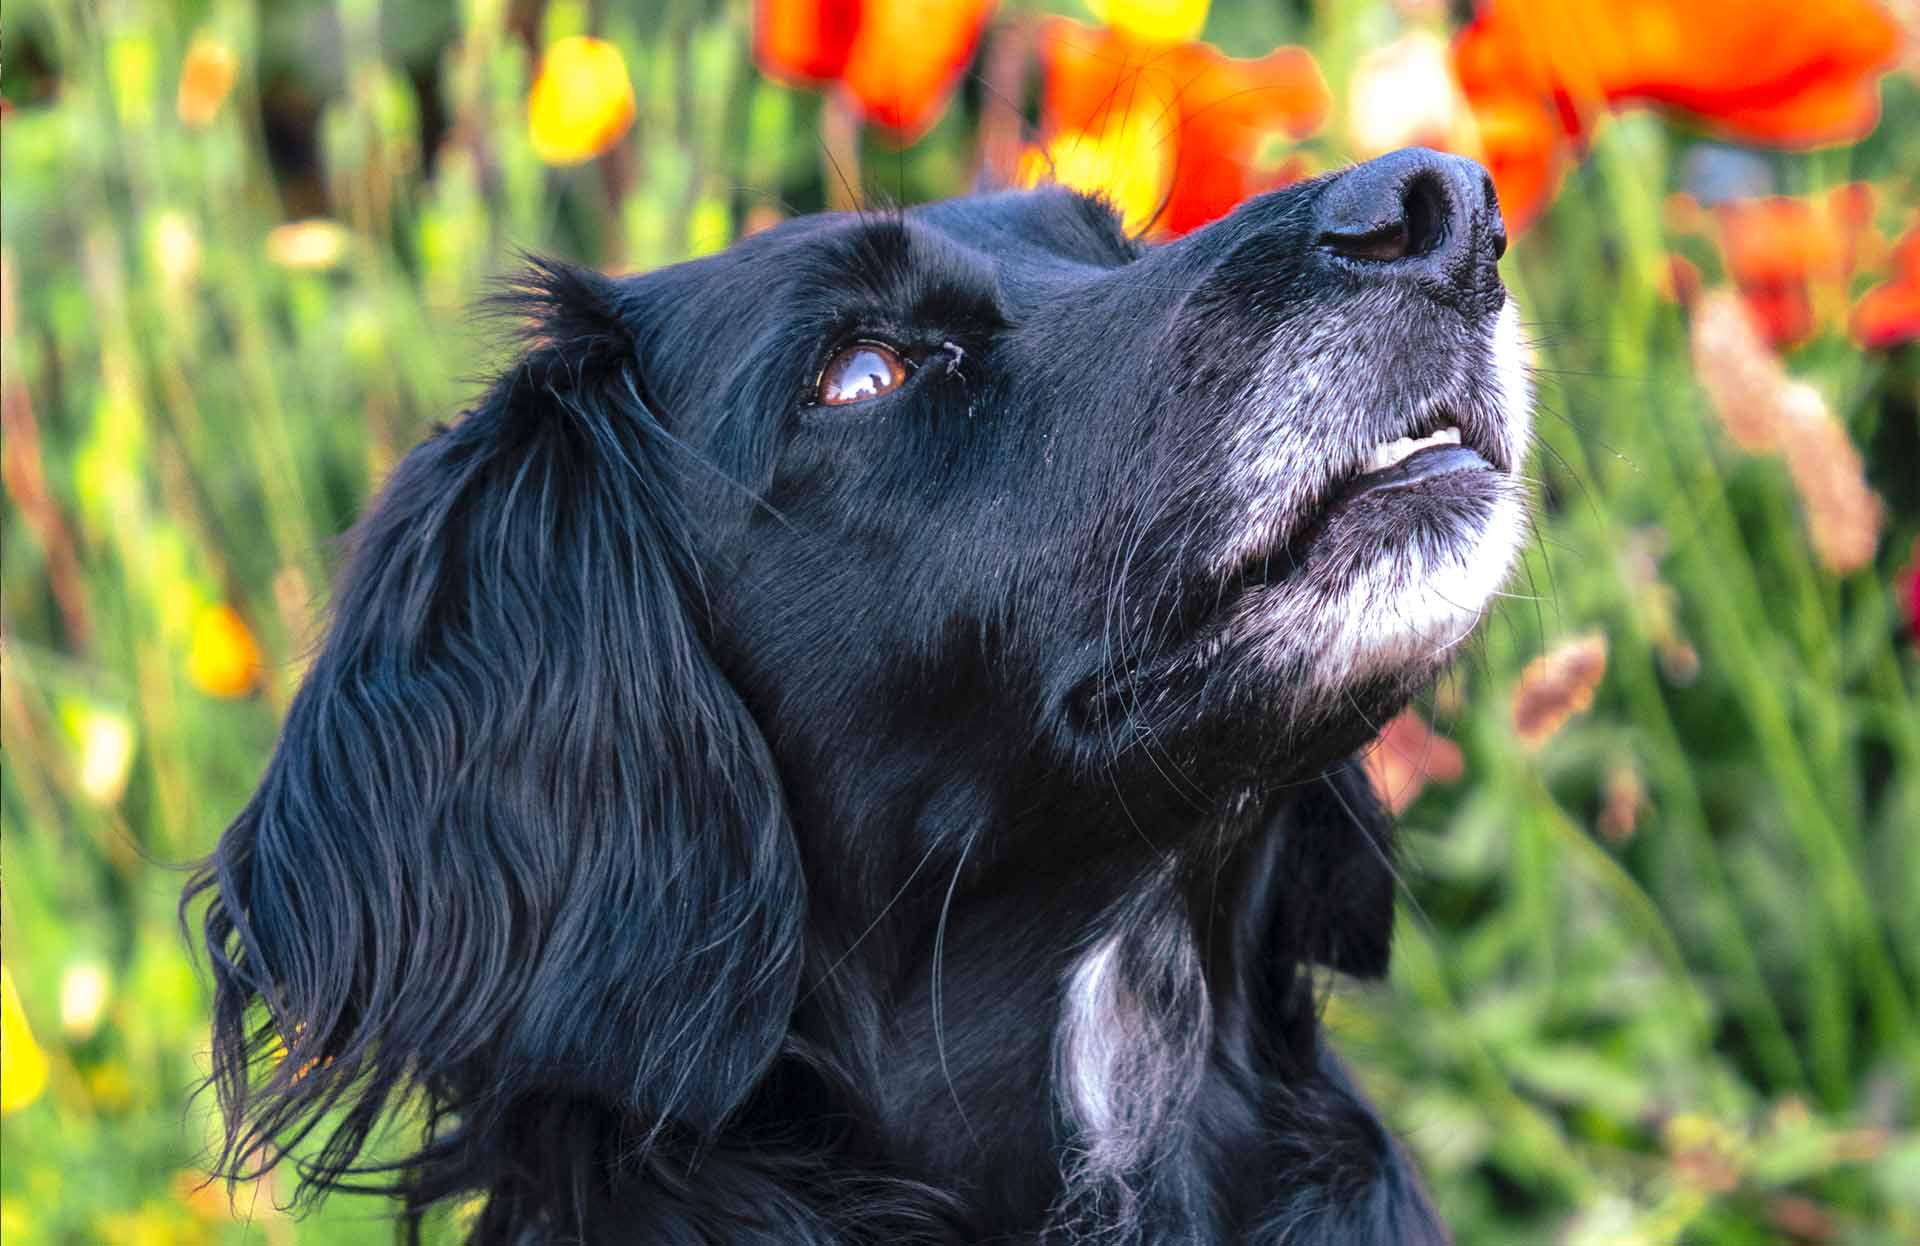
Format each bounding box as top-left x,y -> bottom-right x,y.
2,2 -> 1917,1243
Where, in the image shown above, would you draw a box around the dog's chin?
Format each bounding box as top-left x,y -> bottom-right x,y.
1227,467 -> 1526,690
1101,468 -> 1522,767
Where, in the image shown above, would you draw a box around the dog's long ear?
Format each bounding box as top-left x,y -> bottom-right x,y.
183,261 -> 803,1202
1273,757 -> 1397,979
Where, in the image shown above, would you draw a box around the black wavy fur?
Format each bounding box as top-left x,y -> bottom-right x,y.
187,160 -> 1517,1242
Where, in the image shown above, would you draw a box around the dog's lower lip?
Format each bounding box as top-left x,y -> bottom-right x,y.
1218,443 -> 1496,601
1342,442 -> 1492,496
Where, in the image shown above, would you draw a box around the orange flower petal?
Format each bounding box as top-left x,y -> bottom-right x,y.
1458,0 -> 1900,142
1731,283 -> 1816,352
1036,20 -> 1327,236
1716,189 -> 1881,350
1852,220 -> 1920,350
1852,280 -> 1920,350
1156,41 -> 1328,235
1459,89 -> 1563,233
839,0 -> 996,138
1453,0 -> 1902,232
1017,73 -> 1178,233
1040,18 -> 1178,138
754,0 -> 862,84
1717,198 -> 1826,288
527,36 -> 636,167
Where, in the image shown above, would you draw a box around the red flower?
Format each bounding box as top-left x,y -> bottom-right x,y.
1852,219 -> 1920,350
1030,19 -> 1328,236
1907,539 -> 1920,652
1452,0 -> 1903,231
754,0 -> 996,140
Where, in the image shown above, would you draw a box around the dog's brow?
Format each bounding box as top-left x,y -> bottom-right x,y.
791,216 -> 1005,336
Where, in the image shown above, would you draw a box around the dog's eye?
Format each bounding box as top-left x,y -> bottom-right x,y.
817,342 -> 907,405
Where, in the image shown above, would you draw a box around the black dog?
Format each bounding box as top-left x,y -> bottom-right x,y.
187,146 -> 1528,1244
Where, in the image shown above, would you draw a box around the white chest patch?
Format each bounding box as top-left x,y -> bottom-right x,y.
1054,887 -> 1210,1180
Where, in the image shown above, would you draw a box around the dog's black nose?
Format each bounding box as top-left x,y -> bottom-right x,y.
1314,148 -> 1506,296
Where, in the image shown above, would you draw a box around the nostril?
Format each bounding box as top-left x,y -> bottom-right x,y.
1314,148 -> 1506,287
1481,170 -> 1507,260
1322,219 -> 1411,263
1400,174 -> 1448,260
1320,172 -> 1451,265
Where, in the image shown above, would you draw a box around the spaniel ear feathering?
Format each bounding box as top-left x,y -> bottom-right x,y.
186,147 -> 1528,1244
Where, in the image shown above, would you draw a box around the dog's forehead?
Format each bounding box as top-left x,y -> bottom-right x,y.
691,186 -> 1134,282
906,187 -> 1137,264
636,187 -> 1133,359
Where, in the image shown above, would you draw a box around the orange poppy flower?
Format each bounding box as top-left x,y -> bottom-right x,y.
1714,185 -> 1877,350
1852,219 -> 1920,350
756,0 -> 860,83
1452,0 -> 1902,230
754,0 -> 996,140
1030,19 -> 1328,236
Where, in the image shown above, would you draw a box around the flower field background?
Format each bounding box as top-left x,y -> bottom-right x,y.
3,0 -> 1919,1242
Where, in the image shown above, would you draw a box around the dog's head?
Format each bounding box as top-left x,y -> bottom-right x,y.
669,146 -> 1526,797
189,148 -> 1526,1223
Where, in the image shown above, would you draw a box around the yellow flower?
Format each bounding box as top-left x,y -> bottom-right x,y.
176,31 -> 237,127
2,965 -> 49,1115
264,219 -> 350,271
528,36 -> 637,166
1089,0 -> 1211,44
188,603 -> 263,698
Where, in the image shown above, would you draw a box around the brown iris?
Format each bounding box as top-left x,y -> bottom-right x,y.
817,342 -> 907,405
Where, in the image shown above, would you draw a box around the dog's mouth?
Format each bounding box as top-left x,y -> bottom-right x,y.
1219,414 -> 1499,602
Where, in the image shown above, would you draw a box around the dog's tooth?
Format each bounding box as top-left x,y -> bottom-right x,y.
1364,425 -> 1463,475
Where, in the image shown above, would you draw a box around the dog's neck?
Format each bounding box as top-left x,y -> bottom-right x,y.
786,773 -> 1353,1237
